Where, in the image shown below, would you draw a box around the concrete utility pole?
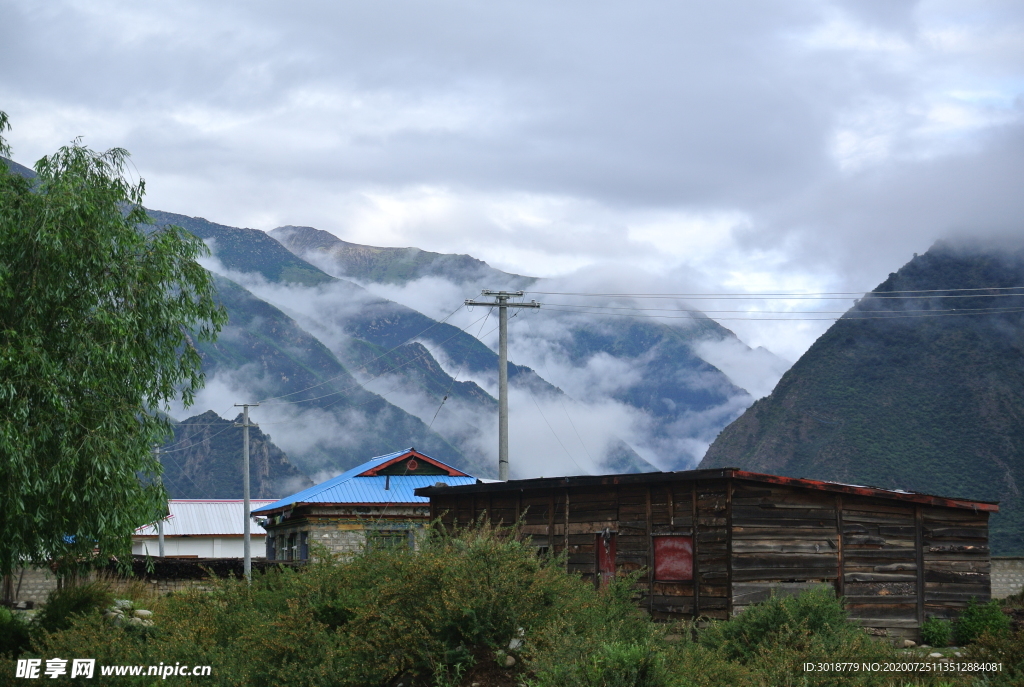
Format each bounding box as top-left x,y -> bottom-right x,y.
153,446 -> 165,558
464,290 -> 539,480
234,403 -> 259,582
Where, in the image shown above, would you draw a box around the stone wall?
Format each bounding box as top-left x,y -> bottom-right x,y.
2,556 -> 295,606
992,557 -> 1024,599
6,565 -> 60,605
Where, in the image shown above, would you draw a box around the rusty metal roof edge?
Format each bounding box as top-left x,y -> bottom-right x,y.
729,470 -> 999,512
415,467 -> 999,512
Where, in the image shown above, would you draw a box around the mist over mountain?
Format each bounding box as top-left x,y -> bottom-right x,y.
269,219 -> 792,470
700,241 -> 1024,554
148,210 -> 659,478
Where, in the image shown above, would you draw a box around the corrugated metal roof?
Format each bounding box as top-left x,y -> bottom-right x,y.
252,449 -> 477,513
135,500 -> 277,537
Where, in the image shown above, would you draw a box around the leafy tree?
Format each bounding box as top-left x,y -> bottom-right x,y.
0,111 -> 227,577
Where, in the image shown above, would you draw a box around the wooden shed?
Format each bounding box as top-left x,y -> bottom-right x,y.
417,468 -> 997,640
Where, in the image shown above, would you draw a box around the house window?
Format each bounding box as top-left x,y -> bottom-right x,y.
368,530 -> 411,551
267,536 -> 276,561
287,534 -> 296,560
653,535 -> 693,582
300,532 -> 309,561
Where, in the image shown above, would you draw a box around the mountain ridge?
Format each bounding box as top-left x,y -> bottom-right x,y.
700,240 -> 1024,553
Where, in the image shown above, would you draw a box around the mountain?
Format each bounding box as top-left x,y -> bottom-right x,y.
2,156 -> 784,476
270,221 -> 789,469
160,410 -> 313,499
271,224 -> 534,287
147,209 -> 657,475
147,211 -> 335,287
1,157 -> 35,179
190,273 -> 480,476
700,241 -> 1024,554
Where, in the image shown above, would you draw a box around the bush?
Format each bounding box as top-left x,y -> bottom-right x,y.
954,599 -> 1011,645
36,523 -> 608,687
921,617 -> 953,647
963,627 -> 1024,686
533,640 -> 667,687
34,580 -> 114,634
0,606 -> 31,657
27,534 -> 972,687
698,585 -> 858,662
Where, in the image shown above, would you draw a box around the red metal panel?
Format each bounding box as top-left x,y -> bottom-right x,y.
596,531 -> 617,587
654,535 -> 693,582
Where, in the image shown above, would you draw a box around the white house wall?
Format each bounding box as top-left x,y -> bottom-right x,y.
132,536 -> 266,559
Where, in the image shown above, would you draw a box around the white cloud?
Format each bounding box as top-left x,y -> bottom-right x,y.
3,0 -> 1023,392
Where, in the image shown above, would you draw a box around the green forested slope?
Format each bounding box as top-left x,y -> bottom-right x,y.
700,242 -> 1024,553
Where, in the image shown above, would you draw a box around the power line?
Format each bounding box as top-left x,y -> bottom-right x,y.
154,445 -> 218,499
538,303 -> 1024,315
428,308 -> 492,430
533,306 -> 1024,322
528,390 -> 589,476
525,285 -> 1024,299
159,422 -> 237,453
559,398 -> 594,464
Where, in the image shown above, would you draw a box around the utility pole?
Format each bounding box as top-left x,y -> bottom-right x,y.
464,290 -> 539,480
234,403 -> 259,582
153,446 -> 165,558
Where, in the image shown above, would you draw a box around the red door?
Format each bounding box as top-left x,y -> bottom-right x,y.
596,529 -> 617,588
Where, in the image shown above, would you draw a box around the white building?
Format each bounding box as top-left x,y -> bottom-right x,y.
133,499 -> 276,558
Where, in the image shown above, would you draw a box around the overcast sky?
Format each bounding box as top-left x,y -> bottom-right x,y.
3,0 -> 1023,360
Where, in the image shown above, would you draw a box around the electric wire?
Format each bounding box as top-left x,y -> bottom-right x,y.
559,398 -> 595,464
428,309 -> 492,430
525,285 -> 1024,299
157,404 -> 241,452
529,390 -> 590,476
537,303 -> 1024,315
532,306 -> 1024,322
153,448 -> 218,500
158,422 -> 237,453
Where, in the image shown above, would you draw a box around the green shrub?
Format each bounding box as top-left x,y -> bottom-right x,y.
526,571 -> 668,687
954,599 -> 1011,645
963,627 -> 1024,686
921,617 -> 953,647
532,640 -> 667,687
0,606 -> 32,657
699,586 -> 857,662
34,580 -> 114,634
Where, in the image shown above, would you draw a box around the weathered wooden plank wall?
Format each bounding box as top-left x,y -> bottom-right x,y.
650,482 -> 695,619
729,482 -> 839,617
921,506 -> 990,619
838,496 -> 919,638
428,474 -> 992,641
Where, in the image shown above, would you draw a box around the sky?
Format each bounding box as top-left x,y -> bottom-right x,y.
3,0 -> 1024,362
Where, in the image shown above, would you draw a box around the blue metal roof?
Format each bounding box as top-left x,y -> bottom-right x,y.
252,449 -> 476,513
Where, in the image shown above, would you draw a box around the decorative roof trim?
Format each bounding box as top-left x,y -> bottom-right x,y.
358,449 -> 470,477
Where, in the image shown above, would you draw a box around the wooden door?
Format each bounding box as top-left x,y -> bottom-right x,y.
596,529 -> 617,588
